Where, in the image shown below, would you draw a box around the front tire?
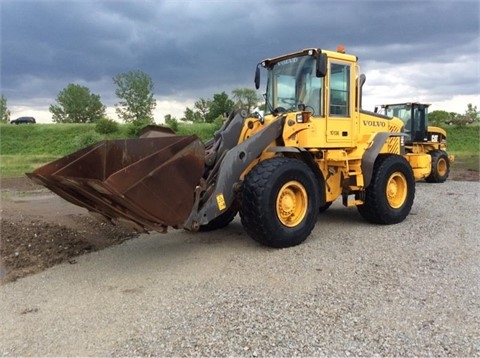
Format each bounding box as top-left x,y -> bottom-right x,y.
240,157 -> 320,248
199,200 -> 238,232
358,154 -> 415,225
425,150 -> 450,183
319,202 -> 332,213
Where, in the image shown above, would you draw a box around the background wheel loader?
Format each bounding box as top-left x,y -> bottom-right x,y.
376,102 -> 454,183
29,47 -> 438,248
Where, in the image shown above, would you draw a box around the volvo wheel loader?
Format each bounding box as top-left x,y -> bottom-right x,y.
376,102 -> 453,183
29,47 -> 433,248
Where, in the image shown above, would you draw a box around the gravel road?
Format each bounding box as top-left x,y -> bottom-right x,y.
1,181 -> 479,356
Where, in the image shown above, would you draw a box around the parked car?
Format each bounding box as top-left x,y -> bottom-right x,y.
445,115 -> 474,125
10,116 -> 36,124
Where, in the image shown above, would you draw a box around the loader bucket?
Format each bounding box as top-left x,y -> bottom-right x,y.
27,135 -> 205,232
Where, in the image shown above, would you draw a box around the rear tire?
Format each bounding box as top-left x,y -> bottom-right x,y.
425,150 -> 450,183
240,157 -> 320,248
357,154 -> 415,225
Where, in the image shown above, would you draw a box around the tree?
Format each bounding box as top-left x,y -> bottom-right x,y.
465,103 -> 479,122
231,88 -> 262,114
429,110 -> 450,126
0,95 -> 9,123
206,91 -> 234,123
183,107 -> 202,122
113,70 -> 156,124
49,84 -> 106,123
181,98 -> 211,123
194,98 -> 210,122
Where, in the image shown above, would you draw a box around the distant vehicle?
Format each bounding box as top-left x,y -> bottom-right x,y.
445,115 -> 474,125
10,116 -> 36,124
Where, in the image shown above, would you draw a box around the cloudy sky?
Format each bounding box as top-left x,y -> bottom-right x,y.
1,0 -> 479,123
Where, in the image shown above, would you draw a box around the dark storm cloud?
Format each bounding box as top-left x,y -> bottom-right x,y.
1,0 -> 479,108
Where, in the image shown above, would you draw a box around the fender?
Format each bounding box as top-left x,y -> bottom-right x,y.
361,132 -> 408,188
267,146 -> 327,207
184,116 -> 286,230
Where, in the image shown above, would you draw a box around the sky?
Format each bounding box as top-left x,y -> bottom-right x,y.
1,0 -> 479,124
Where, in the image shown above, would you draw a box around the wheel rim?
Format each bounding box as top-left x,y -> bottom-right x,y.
437,157 -> 448,176
386,172 -> 408,209
276,181 -> 308,227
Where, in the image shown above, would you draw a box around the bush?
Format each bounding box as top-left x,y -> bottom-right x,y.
74,131 -> 103,150
165,117 -> 179,132
213,115 -> 226,131
176,122 -> 218,141
95,118 -> 119,134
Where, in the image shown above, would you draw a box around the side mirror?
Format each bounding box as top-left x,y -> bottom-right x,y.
254,65 -> 260,89
316,53 -> 327,78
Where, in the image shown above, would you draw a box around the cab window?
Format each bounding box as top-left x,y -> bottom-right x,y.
330,63 -> 350,116
303,74 -> 323,116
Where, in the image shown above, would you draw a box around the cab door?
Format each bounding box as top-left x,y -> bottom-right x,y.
325,61 -> 354,146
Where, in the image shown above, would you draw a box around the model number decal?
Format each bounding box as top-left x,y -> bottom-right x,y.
431,134 -> 439,142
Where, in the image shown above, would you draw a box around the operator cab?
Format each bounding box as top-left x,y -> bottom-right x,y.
256,49 -> 327,117
381,102 -> 430,143
255,47 -> 360,147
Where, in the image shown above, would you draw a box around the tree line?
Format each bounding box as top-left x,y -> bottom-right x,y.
0,71 -> 477,127
428,104 -> 478,126
0,70 -> 262,129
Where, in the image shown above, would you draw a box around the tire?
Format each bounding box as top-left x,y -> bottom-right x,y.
319,202 -> 332,213
199,200 -> 239,232
425,150 -> 450,183
357,154 -> 415,225
240,157 -> 320,248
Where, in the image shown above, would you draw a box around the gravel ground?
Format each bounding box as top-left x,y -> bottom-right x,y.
1,180 -> 479,356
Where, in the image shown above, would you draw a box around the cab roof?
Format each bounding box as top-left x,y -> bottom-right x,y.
261,47 -> 357,68
381,102 -> 431,108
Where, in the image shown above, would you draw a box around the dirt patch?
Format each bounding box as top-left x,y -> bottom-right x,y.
1,167 -> 478,284
1,217 -> 137,283
1,177 -> 139,284
449,168 -> 480,182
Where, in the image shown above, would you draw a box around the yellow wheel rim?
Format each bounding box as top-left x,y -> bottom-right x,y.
386,172 -> 408,209
276,181 -> 308,227
437,158 -> 448,176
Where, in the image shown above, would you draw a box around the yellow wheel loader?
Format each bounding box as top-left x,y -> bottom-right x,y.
29,47 -> 435,248
377,102 -> 453,183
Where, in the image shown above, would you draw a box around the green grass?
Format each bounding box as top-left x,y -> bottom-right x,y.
176,122 -> 219,141
443,125 -> 480,152
0,123 -> 132,156
442,126 -> 479,172
0,122 -> 219,178
0,154 -> 61,177
1,122 -> 478,178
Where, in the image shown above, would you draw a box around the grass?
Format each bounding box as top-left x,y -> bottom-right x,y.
0,122 -> 478,178
0,154 -> 61,177
442,125 -> 480,172
0,123 -> 132,156
0,122 -> 220,178
443,125 -> 479,152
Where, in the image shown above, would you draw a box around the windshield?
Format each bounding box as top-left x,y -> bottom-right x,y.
385,104 -> 428,133
385,104 -> 411,123
265,55 -> 323,116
